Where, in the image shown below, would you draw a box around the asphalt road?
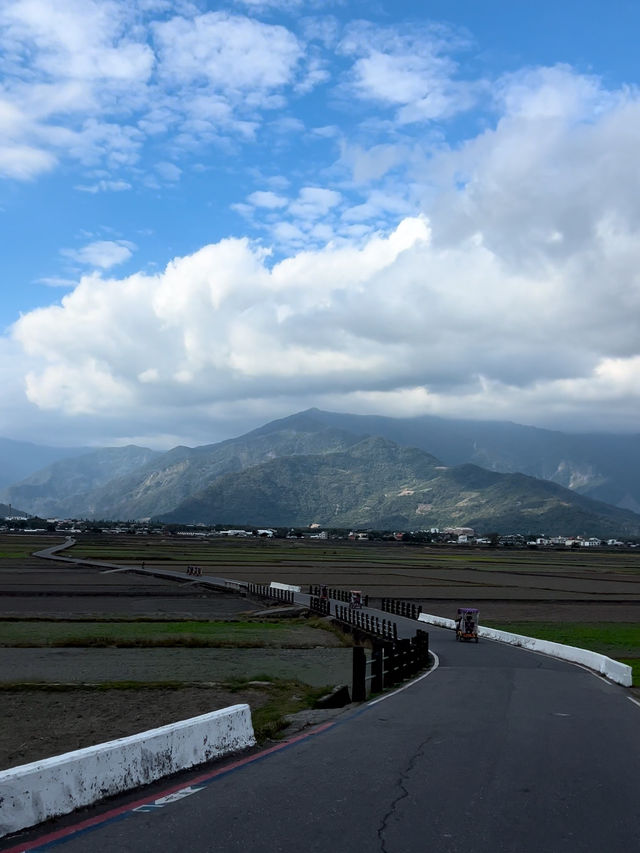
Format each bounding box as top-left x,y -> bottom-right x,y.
7,612 -> 640,853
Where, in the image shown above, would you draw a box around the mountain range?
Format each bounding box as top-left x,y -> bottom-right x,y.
2,409 -> 640,536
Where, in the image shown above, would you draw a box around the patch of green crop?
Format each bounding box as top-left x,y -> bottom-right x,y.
0,548 -> 36,558
0,618 -> 343,649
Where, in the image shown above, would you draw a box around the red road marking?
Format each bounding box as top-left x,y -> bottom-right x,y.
1,721 -> 336,853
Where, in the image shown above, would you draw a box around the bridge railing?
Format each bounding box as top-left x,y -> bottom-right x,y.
379,598 -> 422,620
351,630 -> 430,701
247,582 -> 294,604
308,595 -> 330,616
334,603 -> 398,640
309,585 -> 369,608
329,603 -> 430,700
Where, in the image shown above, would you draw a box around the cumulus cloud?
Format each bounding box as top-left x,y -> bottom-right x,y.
6,16 -> 640,440
11,107 -> 640,436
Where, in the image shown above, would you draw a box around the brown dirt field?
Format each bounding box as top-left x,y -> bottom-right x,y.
0,686 -> 270,771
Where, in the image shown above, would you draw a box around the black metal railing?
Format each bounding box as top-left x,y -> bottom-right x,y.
380,598 -> 422,620
247,582 -> 294,604
352,630 -> 430,701
334,604 -> 398,640
308,595 -> 330,616
309,586 -> 369,607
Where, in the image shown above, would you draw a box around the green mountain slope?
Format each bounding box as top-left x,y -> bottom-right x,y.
285,409 -> 640,512
51,424 -> 364,520
159,436 -> 640,536
5,409 -> 640,536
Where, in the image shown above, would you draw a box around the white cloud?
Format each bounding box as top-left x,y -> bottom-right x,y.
12,56 -> 640,433
152,12 -> 302,93
338,21 -> 479,124
61,239 -> 136,269
0,2 -> 316,182
233,0 -> 303,10
0,143 -> 56,179
288,186 -> 342,218
247,190 -> 288,209
75,178 -> 132,193
155,161 -> 181,181
6,35 -> 640,441
0,0 -> 153,179
37,276 -> 80,288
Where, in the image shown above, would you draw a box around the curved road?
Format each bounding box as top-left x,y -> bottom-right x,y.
5,612 -> 640,853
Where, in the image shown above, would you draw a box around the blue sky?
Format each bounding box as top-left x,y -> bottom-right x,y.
2,0 -> 640,448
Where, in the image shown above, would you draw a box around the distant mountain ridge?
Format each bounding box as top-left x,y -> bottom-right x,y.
0,437 -> 90,491
282,409 -> 640,513
157,433 -> 640,536
1,446 -> 160,519
2,409 -> 640,536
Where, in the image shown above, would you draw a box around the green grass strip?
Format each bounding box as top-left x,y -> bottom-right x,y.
0,619 -> 342,649
484,621 -> 640,685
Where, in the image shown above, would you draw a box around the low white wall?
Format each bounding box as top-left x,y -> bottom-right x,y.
418,613 -> 632,687
0,704 -> 255,839
270,581 -> 302,593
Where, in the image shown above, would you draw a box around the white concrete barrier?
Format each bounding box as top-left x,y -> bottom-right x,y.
0,704 -> 255,839
270,581 -> 302,593
418,613 -> 633,687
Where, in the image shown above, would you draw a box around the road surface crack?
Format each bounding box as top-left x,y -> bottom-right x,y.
376,737 -> 431,852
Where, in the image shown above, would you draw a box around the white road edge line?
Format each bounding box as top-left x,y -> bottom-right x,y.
572,663 -> 613,685
627,697 -> 640,710
367,651 -> 440,707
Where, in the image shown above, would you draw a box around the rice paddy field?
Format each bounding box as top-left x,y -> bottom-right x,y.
63,532 -> 640,613
0,532 -> 638,767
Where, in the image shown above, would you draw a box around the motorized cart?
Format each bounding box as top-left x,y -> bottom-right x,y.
349,590 -> 363,609
455,607 -> 479,642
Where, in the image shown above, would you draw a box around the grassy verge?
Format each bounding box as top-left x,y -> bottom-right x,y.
0,617 -> 348,649
484,621 -> 640,686
225,676 -> 332,741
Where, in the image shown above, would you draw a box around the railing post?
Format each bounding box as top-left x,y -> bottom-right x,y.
372,641 -> 384,693
352,646 -> 367,702
386,643 -> 398,686
415,628 -> 429,666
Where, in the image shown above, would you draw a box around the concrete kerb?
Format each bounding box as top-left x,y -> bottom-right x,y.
0,705 -> 255,839
418,612 -> 633,687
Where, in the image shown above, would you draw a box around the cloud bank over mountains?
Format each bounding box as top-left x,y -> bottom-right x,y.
2,1 -> 640,446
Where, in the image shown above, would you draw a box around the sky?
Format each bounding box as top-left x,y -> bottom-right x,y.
2,0 -> 640,449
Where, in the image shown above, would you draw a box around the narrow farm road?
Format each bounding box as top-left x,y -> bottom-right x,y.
7,614 -> 640,853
